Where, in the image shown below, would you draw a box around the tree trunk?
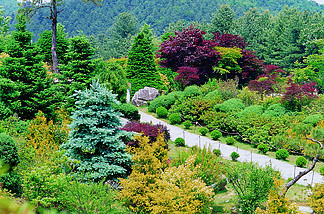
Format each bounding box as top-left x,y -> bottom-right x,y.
281,154 -> 319,197
51,0 -> 59,74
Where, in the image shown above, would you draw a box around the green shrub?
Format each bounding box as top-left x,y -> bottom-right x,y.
148,91 -> 183,112
303,114 -> 323,126
183,121 -> 191,129
117,103 -> 140,121
0,172 -> 22,196
0,133 -> 19,168
199,127 -> 209,136
263,104 -> 288,117
174,137 -> 185,147
320,166 -> 324,176
225,137 -> 236,145
199,79 -> 219,95
169,113 -> 181,124
213,149 -> 221,157
171,146 -> 226,189
257,143 -> 269,154
211,130 -> 222,140
296,157 -> 307,168
183,85 -> 201,98
230,152 -> 240,161
214,98 -> 245,113
235,105 -> 264,117
237,87 -> 261,106
275,149 -> 289,160
205,90 -> 222,100
287,177 -> 293,182
156,106 -> 168,118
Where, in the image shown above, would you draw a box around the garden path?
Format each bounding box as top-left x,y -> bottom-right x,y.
139,111 -> 324,187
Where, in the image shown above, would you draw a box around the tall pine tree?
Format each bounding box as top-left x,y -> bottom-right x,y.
126,30 -> 162,96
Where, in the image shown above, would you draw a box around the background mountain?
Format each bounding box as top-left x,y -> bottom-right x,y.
1,0 -> 324,41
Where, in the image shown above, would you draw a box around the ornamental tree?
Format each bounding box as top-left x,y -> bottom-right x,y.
126,29 -> 162,96
157,25 -> 221,84
61,80 -> 133,182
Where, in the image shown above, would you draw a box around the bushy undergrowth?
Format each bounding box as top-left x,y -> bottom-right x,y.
116,103 -> 140,121
303,114 -> 323,126
148,91 -> 183,112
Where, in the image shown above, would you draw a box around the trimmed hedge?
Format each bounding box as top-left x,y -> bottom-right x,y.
117,103 -> 140,121
225,137 -> 236,145
169,113 -> 181,124
257,143 -> 269,154
214,98 -> 245,113
296,157 -> 307,168
199,127 -> 209,136
175,137 -> 185,147
211,130 -> 222,140
156,106 -> 168,118
275,149 -> 289,160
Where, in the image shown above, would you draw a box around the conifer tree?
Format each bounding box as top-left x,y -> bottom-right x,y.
61,80 -> 132,182
126,30 -> 162,96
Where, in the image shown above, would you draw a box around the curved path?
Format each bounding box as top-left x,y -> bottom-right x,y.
139,111 -> 323,187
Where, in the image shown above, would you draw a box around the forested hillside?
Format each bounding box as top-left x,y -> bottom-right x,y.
2,0 -> 324,40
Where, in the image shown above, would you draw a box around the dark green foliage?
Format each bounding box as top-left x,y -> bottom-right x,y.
183,85 -> 202,98
148,91 -> 183,112
0,171 -> 22,196
303,114 -> 323,126
275,149 -> 289,160
211,130 -> 222,140
199,127 -> 209,136
36,23 -> 69,64
263,104 -> 288,117
117,103 -> 140,121
61,80 -> 133,181
0,133 -> 19,168
183,121 -> 191,129
225,137 -> 236,145
296,156 -> 307,168
156,106 -> 168,118
230,152 -> 239,161
257,143 -> 269,154
0,78 -> 20,120
214,98 -> 245,113
213,149 -> 221,157
57,34 -> 99,113
174,137 -> 185,147
126,30 -> 162,96
0,133 -> 21,196
169,113 -> 181,125
0,14 -> 57,119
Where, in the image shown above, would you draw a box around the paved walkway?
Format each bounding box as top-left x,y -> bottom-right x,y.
139,111 -> 323,187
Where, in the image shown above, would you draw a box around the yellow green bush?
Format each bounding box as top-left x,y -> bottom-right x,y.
255,178 -> 300,214
119,134 -> 214,213
309,183 -> 324,214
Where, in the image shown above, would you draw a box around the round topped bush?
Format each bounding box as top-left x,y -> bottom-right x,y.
257,143 -> 269,154
296,157 -> 307,168
183,85 -> 202,98
0,133 -> 19,168
230,152 -> 240,161
211,130 -> 222,140
169,113 -> 181,124
199,127 -> 209,136
117,103 -> 140,121
213,149 -> 221,157
174,137 -> 185,147
156,106 -> 168,118
225,137 -> 236,145
183,121 -> 191,129
275,149 -> 289,160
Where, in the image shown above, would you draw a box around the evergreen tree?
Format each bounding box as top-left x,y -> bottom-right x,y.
126,30 -> 162,96
209,4 -> 235,34
0,14 -> 56,119
61,80 -> 133,182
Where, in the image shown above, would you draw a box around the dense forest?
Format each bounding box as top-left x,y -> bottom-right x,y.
1,0 -> 324,213
2,0 -> 324,39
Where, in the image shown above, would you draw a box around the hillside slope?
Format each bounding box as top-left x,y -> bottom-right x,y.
1,0 -> 324,40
